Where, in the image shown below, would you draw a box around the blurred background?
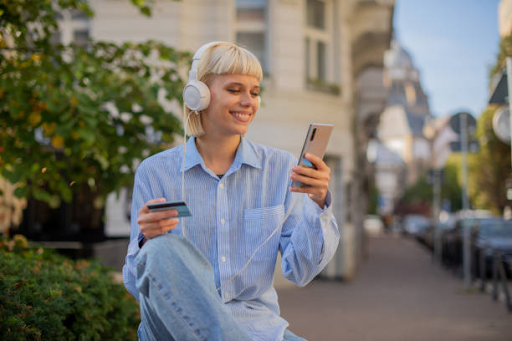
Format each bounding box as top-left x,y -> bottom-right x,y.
1,0 -> 512,340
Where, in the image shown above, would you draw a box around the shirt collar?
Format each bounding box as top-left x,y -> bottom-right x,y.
183,136 -> 262,172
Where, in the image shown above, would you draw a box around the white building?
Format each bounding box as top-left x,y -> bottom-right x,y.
58,0 -> 394,280
375,41 -> 457,215
499,0 -> 512,37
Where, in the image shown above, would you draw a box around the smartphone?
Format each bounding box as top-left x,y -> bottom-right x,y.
147,201 -> 192,218
291,123 -> 333,188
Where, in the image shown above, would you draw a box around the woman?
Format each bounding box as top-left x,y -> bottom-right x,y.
123,41 -> 340,341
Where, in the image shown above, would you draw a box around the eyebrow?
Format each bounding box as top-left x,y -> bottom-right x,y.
226,82 -> 260,90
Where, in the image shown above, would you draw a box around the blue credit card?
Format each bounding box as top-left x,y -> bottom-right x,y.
147,201 -> 192,217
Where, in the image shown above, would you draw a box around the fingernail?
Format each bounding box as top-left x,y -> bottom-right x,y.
159,198 -> 166,202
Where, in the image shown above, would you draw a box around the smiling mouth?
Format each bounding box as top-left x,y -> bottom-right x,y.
230,111 -> 252,122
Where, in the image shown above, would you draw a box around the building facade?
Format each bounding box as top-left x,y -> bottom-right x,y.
499,0 -> 512,37
66,0 -> 396,280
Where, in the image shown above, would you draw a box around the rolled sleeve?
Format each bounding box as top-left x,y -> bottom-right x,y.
123,237 -> 141,300
123,163 -> 153,301
280,190 -> 340,286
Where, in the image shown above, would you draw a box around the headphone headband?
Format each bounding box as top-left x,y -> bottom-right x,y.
188,41 -> 221,81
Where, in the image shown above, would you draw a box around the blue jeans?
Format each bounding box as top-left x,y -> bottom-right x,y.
134,234 -> 306,341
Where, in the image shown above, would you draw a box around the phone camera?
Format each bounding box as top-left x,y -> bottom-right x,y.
310,128 -> 317,141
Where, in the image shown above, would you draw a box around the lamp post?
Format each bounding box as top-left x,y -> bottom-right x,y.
449,111 -> 477,290
423,120 -> 442,264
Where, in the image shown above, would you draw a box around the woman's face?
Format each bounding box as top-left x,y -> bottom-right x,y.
201,74 -> 260,138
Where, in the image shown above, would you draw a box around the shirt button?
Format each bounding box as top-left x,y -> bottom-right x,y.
219,183 -> 224,189
221,256 -> 227,263
221,218 -> 225,224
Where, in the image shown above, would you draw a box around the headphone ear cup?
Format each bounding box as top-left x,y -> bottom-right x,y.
183,80 -> 211,111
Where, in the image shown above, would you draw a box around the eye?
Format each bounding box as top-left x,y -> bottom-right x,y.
227,88 -> 240,94
251,92 -> 259,98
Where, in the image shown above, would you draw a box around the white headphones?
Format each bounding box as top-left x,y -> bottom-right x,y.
182,42 -> 220,112
182,41 -> 262,112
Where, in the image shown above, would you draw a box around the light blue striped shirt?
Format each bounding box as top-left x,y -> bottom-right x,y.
123,137 -> 340,341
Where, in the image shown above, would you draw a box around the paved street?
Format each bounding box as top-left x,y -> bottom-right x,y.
276,235 -> 512,341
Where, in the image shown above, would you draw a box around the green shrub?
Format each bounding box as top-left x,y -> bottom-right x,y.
0,235 -> 140,340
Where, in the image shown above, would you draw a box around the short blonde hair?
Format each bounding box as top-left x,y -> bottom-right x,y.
185,42 -> 263,137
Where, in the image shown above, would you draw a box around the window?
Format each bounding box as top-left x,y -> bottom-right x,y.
305,38 -> 311,79
405,83 -> 417,105
317,41 -> 326,81
307,0 -> 326,29
54,10 -> 89,46
236,0 -> 268,72
73,30 -> 89,47
236,32 -> 265,70
71,9 -> 88,20
305,0 -> 337,93
50,31 -> 62,45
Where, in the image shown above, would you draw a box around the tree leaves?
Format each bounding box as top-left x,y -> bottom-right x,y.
467,107 -> 511,214
0,0 -> 189,209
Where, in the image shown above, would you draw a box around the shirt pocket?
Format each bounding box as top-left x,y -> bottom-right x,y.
243,204 -> 285,260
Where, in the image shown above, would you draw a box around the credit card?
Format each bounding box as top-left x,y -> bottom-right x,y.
147,201 -> 192,217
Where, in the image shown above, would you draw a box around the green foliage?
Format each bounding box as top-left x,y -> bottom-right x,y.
0,0 -> 190,209
402,175 -> 432,203
367,182 -> 378,214
0,235 -> 140,340
306,78 -> 341,95
440,158 -> 462,212
397,161 -> 463,215
490,30 -> 512,79
474,27 -> 512,214
467,107 -> 512,214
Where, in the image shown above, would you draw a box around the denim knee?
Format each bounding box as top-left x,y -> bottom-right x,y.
135,234 -> 213,296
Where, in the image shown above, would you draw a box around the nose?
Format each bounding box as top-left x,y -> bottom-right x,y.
240,92 -> 256,107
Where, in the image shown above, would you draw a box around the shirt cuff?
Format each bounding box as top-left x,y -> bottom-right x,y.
308,189 -> 332,212
304,190 -> 333,221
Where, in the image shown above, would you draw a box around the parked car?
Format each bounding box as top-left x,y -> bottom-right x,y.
441,212 -> 502,269
423,215 -> 457,250
364,215 -> 385,237
473,219 -> 512,278
402,214 -> 431,241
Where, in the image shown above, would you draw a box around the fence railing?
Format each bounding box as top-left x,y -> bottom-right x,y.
472,244 -> 511,313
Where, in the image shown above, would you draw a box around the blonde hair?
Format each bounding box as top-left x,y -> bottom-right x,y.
185,42 -> 263,137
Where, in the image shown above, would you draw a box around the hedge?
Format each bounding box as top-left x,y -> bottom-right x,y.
0,235 -> 140,340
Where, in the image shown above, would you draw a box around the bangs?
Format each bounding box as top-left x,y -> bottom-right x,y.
199,44 -> 263,82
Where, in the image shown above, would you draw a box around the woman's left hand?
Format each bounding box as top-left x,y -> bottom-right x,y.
289,153 -> 331,208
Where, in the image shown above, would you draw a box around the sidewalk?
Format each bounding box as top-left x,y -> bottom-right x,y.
276,235 -> 512,341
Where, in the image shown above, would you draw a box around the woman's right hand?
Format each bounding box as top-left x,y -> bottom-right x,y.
137,198 -> 180,239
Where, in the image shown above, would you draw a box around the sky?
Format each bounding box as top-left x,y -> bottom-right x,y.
394,0 -> 502,118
